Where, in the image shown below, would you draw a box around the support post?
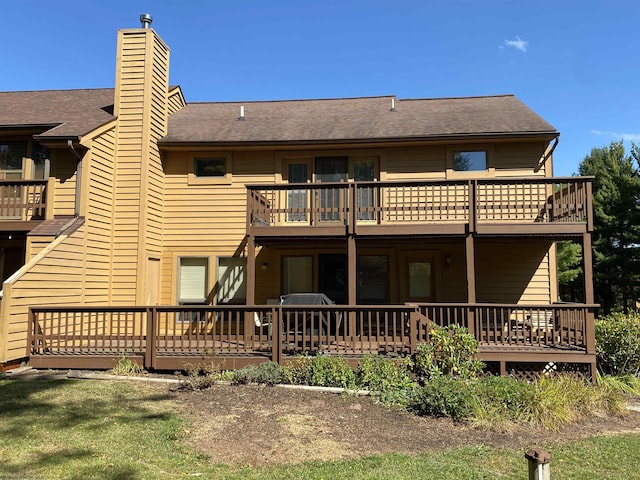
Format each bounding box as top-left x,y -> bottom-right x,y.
245,235 -> 256,349
582,232 -> 596,355
347,235 -> 357,346
145,307 -> 157,370
465,233 -> 476,336
525,449 -> 551,480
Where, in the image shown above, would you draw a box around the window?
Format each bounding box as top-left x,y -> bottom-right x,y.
0,142 -> 26,180
287,162 -> 308,222
216,257 -> 246,304
195,157 -> 226,177
177,257 -> 209,324
408,261 -> 432,300
357,255 -> 389,304
188,154 -> 231,185
32,143 -> 49,180
452,151 -> 487,171
353,160 -> 376,220
281,256 -> 313,294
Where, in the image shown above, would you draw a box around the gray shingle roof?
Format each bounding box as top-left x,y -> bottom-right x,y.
0,89 -> 557,144
0,88 -> 115,139
161,94 -> 557,145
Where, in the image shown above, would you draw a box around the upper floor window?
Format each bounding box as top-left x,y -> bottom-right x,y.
195,157 -> 226,177
188,153 -> 232,185
453,151 -> 487,171
0,142 -> 26,180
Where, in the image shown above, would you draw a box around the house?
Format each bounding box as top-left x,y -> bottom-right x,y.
0,17 -> 596,377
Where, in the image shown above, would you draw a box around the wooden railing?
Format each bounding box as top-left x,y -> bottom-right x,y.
0,180 -> 48,220
28,303 -> 594,370
246,177 -> 593,233
414,303 -> 595,351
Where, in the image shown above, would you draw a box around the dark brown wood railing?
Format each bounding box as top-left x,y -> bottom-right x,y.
414,303 -> 595,351
246,177 -> 593,233
28,303 -> 594,370
0,180 -> 47,220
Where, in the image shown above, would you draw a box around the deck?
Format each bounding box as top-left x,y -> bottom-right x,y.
28,303 -> 596,376
0,180 -> 48,229
246,177 -> 593,238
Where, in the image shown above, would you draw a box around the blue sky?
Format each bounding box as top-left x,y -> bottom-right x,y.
1,0 -> 638,176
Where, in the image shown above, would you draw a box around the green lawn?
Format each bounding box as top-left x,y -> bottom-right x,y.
1,377 -> 639,479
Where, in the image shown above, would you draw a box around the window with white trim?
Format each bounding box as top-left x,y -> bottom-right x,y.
177,257 -> 209,304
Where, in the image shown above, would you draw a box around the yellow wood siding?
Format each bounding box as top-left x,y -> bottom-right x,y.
384,145 -> 447,179
84,126 -> 117,304
112,29 -> 169,305
50,150 -> 78,216
160,151 -> 275,303
0,228 -> 85,361
493,141 -> 549,177
476,241 -> 553,304
167,89 -> 185,115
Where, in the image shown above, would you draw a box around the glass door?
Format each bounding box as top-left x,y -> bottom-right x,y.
315,157 -> 347,222
353,159 -> 376,221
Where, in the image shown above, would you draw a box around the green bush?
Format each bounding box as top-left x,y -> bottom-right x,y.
231,361 -> 286,386
471,376 -> 534,430
283,354 -> 355,388
409,377 -> 477,420
413,324 -> 484,380
596,311 -> 640,376
355,354 -> 415,392
111,355 -> 142,376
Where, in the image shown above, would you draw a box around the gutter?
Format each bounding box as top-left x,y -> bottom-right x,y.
535,136 -> 559,173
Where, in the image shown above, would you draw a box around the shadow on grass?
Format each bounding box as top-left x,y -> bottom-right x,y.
0,378 -> 178,479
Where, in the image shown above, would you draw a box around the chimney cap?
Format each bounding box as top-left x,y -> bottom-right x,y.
140,13 -> 153,28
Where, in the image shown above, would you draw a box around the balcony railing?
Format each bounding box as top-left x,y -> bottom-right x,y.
246,177 -> 593,236
0,180 -> 48,221
28,303 -> 595,371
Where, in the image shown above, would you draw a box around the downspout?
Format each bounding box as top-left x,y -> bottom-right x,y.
534,136 -> 559,173
67,139 -> 83,217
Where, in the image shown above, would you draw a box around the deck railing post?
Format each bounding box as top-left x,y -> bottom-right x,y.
409,310 -> 418,354
26,307 -> 35,356
145,307 -> 157,370
349,183 -> 357,234
271,306 -> 282,365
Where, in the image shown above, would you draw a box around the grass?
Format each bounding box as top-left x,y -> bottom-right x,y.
1,377 -> 639,479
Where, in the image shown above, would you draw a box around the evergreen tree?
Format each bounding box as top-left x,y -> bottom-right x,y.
557,241 -> 582,302
578,141 -> 640,313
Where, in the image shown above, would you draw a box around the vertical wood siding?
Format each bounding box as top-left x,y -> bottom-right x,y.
111,30 -> 169,304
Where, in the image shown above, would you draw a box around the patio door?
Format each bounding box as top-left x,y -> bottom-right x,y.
315,157 -> 347,221
318,254 -> 347,304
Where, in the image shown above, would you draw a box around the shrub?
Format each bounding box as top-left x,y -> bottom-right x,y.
111,355 -> 142,376
182,352 -> 228,390
413,325 -> 484,380
231,362 -> 286,386
283,354 -> 355,388
595,311 -> 640,376
409,377 -> 477,420
471,376 -> 534,430
355,355 -> 415,392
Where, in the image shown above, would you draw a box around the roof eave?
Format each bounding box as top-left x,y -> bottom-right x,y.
158,131 -> 559,149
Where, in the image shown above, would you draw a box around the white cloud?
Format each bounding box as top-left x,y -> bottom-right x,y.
503,36 -> 529,53
591,129 -> 640,142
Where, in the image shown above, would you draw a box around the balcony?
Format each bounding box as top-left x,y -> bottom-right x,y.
246,177 -> 593,238
0,180 -> 48,229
